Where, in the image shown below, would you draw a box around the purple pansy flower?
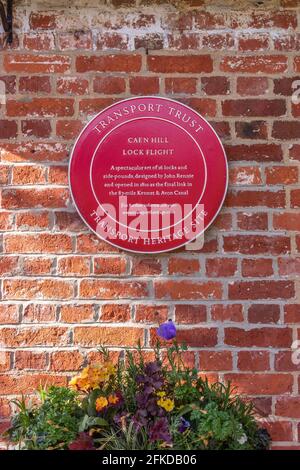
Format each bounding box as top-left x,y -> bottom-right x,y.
157,319 -> 176,340
178,417 -> 190,433
149,417 -> 172,444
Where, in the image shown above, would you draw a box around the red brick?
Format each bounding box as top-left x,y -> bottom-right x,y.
0,398 -> 11,418
242,259 -> 273,277
213,213 -> 232,230
168,257 -> 200,275
3,279 -> 74,300
2,188 -> 69,209
246,11 -> 297,29
225,327 -> 291,347
30,12 -> 58,30
201,76 -> 230,95
94,257 -> 127,275
221,56 -> 287,74
132,13 -> 156,28
278,257 -> 300,276
162,11 -> 193,30
50,351 -> 84,371
275,397 -> 300,418
60,304 -> 94,323
0,327 -> 69,347
15,212 -> 50,230
291,189 -> 300,208
224,235 -> 290,255
180,98 -> 217,117
19,76 -> 51,93
0,305 -> 19,324
48,166 -> 68,184
23,304 -> 56,323
230,166 -> 261,186
0,165 -> 10,184
248,304 -> 280,324
74,326 -> 144,346
101,304 -> 131,322
132,258 -> 162,276
284,304 -> 300,323
225,144 -> 283,162
294,57 -> 300,72
0,352 -> 11,372
21,119 -> 51,138
273,212 -> 300,231
224,374 -> 293,395
211,304 -> 243,322
23,33 -> 55,51
235,121 -> 267,140
23,257 -> 53,275
135,305 -> 168,323
15,351 -> 47,370
237,212 -> 268,231
56,120 -> 83,140
165,77 -> 197,94
175,304 -> 207,323
76,233 -> 119,254
135,34 -> 163,50
159,328 -> 218,347
155,280 -> 222,300
0,120 -> 17,139
93,76 -> 126,94
96,33 -> 129,50
229,281 -> 294,300
167,33 -> 200,50
238,351 -> 270,371
12,165 -> 46,184
5,234 -> 72,254
79,98 -> 114,115
199,351 -> 232,371
273,121 -> 300,139
263,421 -> 293,442
237,77 -> 269,96
55,211 -> 86,232
0,255 -> 18,275
274,77 -> 300,95
238,34 -> 270,51
4,54 -> 70,73
0,75 -> 16,94
58,256 -> 90,276
76,55 -> 142,72
129,76 -> 159,95
147,55 -> 213,73
80,280 -> 148,299
0,142 -> 68,163
266,166 -> 298,184
58,31 -> 92,50
275,351 -> 300,371
222,99 -> 286,117
7,98 -> 74,117
0,374 -> 67,395
57,77 -> 89,95
206,258 -> 237,277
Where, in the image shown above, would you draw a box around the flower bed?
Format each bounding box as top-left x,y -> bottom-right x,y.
5,322 -> 270,450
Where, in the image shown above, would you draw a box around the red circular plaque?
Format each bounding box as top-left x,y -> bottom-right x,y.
69,97 -> 228,253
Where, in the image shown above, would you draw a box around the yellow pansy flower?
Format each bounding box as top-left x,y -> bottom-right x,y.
157,397 -> 175,412
108,394 -> 119,405
95,396 -> 108,411
69,363 -> 115,392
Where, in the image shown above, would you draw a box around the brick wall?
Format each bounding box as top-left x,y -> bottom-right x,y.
0,0 -> 300,449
